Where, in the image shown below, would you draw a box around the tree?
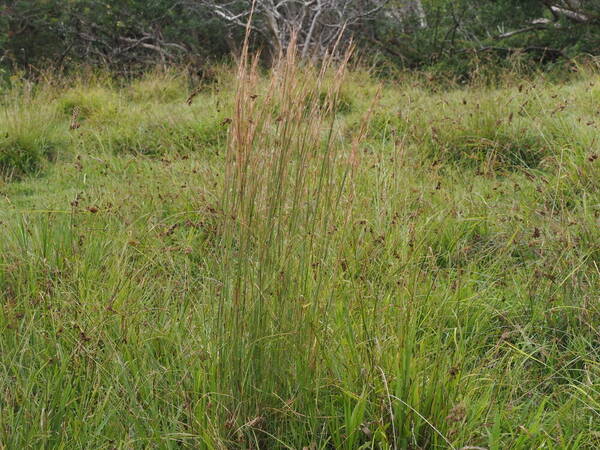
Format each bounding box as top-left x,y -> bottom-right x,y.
2,0 -> 600,74
0,0 -> 233,71
193,0 -> 421,60
543,1 -> 599,23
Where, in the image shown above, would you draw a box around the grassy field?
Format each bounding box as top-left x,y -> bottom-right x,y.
0,53 -> 599,449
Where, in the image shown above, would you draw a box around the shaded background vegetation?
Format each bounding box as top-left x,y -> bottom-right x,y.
1,1 -> 600,78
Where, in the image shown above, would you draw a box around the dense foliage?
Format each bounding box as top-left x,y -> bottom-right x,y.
0,0 -> 235,71
1,1 -> 600,75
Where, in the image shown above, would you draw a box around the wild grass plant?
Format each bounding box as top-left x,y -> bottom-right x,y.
0,52 -> 598,448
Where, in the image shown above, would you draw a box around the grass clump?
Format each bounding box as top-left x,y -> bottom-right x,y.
0,102 -> 67,177
56,85 -> 120,122
126,70 -> 188,103
85,107 -> 229,156
429,118 -> 547,170
212,38 -> 364,444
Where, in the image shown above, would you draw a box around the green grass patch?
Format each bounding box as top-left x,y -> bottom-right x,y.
0,63 -> 598,448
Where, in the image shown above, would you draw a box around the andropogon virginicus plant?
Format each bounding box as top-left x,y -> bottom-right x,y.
214,31 -> 368,443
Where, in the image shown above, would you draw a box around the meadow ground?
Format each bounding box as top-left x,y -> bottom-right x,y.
0,57 -> 599,448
